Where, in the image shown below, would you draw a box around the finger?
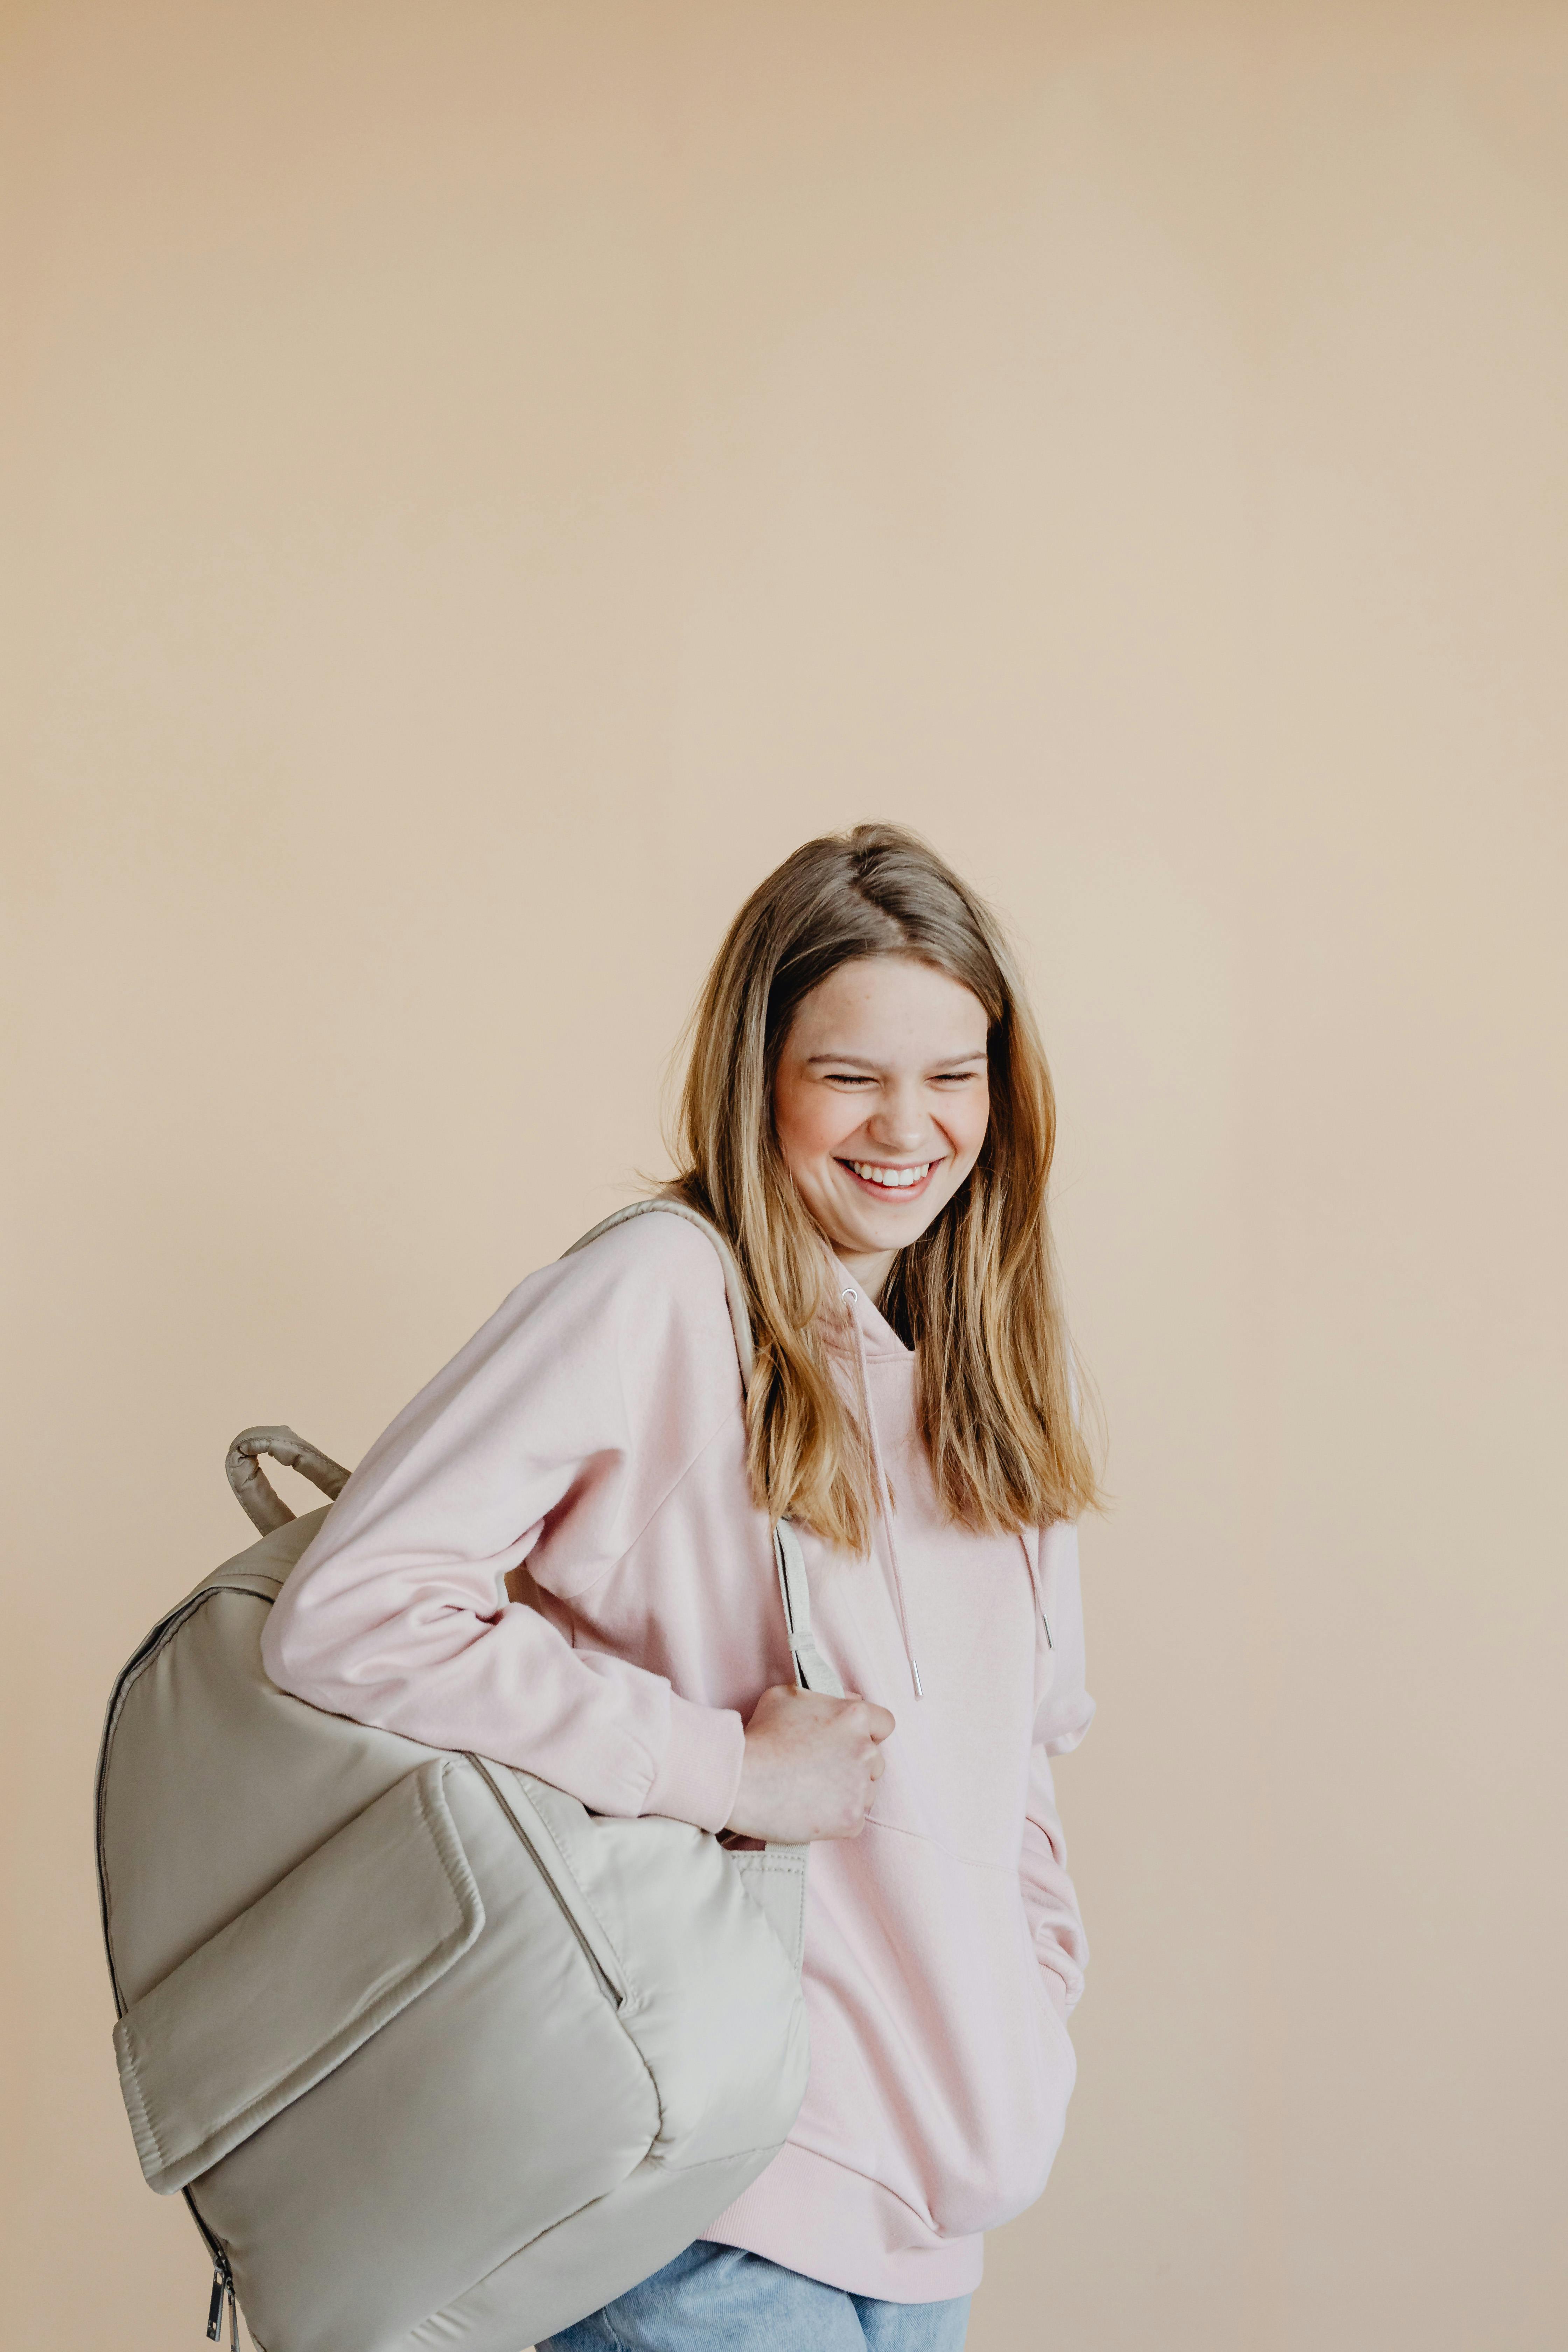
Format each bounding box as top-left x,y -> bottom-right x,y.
868,1750 -> 886,1780
864,1704 -> 896,1743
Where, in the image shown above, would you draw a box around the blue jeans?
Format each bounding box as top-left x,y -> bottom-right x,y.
538,2238 -> 971,2349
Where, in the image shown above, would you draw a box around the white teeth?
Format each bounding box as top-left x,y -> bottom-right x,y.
849,1162 -> 932,1189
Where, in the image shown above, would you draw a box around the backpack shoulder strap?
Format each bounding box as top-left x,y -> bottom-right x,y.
560,1200 -> 843,1700
561,1197 -> 756,1392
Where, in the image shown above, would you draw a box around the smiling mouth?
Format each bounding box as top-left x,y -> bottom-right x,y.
838,1158 -> 939,1198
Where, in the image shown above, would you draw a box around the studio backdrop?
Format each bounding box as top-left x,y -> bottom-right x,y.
4,5 -> 1564,2348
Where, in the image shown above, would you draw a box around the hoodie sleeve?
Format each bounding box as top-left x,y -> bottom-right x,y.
1019,1516 -> 1095,2016
260,1213 -> 748,1833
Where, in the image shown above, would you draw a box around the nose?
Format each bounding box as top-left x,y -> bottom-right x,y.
865,1081 -> 928,1155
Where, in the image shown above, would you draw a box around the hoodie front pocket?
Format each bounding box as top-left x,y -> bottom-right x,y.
796,1825 -> 1078,2241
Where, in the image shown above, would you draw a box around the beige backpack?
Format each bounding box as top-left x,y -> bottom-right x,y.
96,1203 -> 841,2352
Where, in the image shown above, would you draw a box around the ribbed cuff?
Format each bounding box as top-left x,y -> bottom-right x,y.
642,1691 -> 746,1833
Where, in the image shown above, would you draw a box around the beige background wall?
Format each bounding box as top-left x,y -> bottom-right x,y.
5,4 -> 1564,2346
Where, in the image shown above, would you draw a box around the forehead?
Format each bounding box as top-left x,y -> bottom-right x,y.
788,955 -> 989,1052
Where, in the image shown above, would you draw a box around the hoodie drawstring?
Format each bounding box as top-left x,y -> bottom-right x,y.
842,1286 -> 924,1700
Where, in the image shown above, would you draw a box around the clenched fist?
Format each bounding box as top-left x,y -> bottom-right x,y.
724,1684 -> 896,1844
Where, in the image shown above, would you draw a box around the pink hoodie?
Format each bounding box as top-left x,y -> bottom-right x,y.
262,1209 -> 1093,2302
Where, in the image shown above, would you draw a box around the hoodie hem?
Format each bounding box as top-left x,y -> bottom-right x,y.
700,2140 -> 985,2303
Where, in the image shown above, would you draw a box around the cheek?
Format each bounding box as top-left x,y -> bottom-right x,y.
774,1076 -> 857,1175
951,1090 -> 992,1164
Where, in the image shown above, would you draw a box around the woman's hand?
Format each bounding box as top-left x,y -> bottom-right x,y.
724,1684 -> 896,1843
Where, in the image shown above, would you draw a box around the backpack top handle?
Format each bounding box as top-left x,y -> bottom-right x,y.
226,1428 -> 352,1536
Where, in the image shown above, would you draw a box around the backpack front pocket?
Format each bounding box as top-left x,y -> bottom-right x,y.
114,1756 -> 485,2194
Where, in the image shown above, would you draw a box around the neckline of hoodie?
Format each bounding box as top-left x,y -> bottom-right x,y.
828,1256 -> 911,1361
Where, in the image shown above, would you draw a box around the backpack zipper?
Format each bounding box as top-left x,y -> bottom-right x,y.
466,1756 -> 629,2009
205,2249 -> 238,2347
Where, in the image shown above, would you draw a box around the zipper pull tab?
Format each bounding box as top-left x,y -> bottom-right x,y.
206,2251 -> 237,2345
206,2260 -> 226,2341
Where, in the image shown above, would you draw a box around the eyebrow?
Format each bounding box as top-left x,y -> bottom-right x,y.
803,1050 -> 989,1069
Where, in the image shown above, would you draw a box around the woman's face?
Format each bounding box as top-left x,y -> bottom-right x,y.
772,954 -> 992,1296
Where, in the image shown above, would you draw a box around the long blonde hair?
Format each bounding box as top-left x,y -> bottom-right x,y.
667,822 -> 1100,1550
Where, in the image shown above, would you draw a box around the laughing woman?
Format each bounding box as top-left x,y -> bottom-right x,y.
263,823 -> 1100,2351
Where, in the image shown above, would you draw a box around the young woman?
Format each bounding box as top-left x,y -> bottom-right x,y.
262,823 -> 1099,2351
